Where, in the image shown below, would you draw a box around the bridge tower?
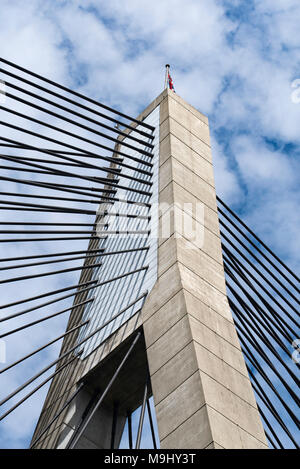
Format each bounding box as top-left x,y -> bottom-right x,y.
31,89 -> 268,449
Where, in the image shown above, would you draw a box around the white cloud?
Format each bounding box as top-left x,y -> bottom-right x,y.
232,135 -> 296,186
0,0 -> 67,81
211,137 -> 242,203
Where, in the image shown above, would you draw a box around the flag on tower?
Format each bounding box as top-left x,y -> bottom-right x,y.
165,64 -> 176,92
168,72 -> 175,92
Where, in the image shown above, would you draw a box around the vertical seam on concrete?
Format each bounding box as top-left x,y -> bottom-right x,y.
142,263 -> 233,328
160,403 -> 207,444
159,100 -> 211,147
188,313 -> 241,352
160,119 -> 212,161
204,441 -> 225,449
152,367 -> 200,408
197,367 -> 258,410
158,234 -> 224,273
183,289 -> 234,326
191,332 -> 249,379
161,173 -> 218,215
146,328 -> 194,368
206,404 -> 268,447
167,91 -> 209,126
177,260 -> 229,301
158,191 -> 221,241
142,288 -> 185,329
160,152 -> 215,192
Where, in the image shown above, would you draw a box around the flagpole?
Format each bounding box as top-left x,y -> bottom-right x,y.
164,64 -> 170,90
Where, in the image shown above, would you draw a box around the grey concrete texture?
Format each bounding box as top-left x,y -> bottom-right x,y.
141,90 -> 267,449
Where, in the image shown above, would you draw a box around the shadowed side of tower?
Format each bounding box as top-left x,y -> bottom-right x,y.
31,89 -> 268,449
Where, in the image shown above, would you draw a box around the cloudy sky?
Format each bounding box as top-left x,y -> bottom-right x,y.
0,0 -> 299,449
1,0 -> 299,267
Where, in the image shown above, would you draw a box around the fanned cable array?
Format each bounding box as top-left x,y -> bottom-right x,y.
0,57 -> 158,442
218,197 -> 300,449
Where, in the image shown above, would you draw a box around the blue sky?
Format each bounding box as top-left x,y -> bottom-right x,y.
0,0 -> 299,449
